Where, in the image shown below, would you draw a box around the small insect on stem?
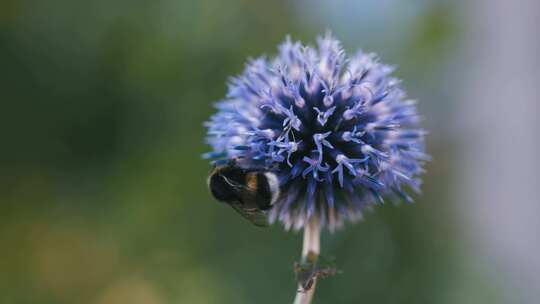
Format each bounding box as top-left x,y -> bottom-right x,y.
294,254 -> 339,292
293,217 -> 339,304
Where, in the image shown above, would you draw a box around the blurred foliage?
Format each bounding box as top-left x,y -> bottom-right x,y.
0,1 -> 502,303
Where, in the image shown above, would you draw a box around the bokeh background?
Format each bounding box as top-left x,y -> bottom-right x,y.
1,0 -> 539,303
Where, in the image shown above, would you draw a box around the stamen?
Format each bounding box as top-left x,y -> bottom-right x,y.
302,156 -> 330,181
313,132 -> 334,162
332,154 -> 369,187
313,106 -> 336,126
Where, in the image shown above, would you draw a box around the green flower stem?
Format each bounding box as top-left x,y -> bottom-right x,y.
293,217 -> 320,304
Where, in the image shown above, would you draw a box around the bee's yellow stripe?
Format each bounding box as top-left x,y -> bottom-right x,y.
246,172 -> 258,192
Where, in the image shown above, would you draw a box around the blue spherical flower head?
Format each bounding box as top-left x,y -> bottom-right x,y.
205,34 -> 429,231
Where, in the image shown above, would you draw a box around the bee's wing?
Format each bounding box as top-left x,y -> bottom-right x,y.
228,202 -> 270,227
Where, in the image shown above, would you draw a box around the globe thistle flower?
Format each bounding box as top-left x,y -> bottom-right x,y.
205,34 -> 428,232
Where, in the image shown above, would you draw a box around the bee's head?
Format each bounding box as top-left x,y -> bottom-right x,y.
208,172 -> 238,202
208,164 -> 246,203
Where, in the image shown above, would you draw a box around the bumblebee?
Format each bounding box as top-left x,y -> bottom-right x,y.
207,159 -> 280,227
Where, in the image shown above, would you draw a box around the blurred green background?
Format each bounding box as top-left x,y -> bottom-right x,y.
0,0 -> 518,303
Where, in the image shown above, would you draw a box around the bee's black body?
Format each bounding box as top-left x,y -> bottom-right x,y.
208,159 -> 280,227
